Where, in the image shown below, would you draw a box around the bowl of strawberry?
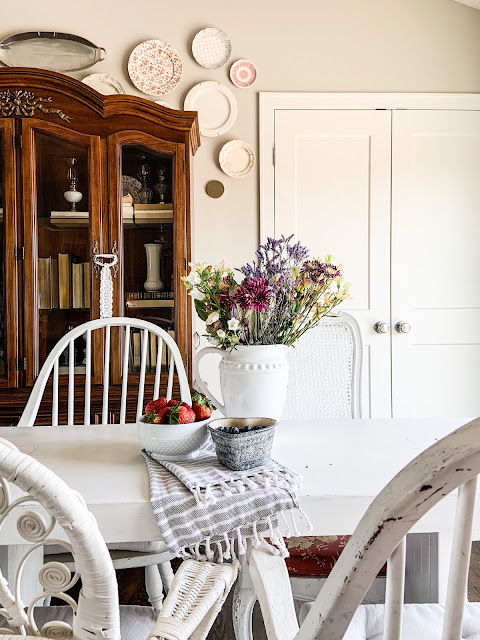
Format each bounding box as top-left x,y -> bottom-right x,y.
137,394 -> 215,462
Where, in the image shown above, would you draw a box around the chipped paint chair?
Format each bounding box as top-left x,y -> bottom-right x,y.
0,437 -> 237,640
18,317 -> 192,610
248,416 -> 480,640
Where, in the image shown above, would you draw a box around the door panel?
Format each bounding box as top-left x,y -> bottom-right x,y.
21,119 -> 102,385
274,110 -> 392,417
0,119 -> 18,387
391,110 -> 480,417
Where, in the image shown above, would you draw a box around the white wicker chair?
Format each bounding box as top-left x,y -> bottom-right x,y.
18,317 -> 192,610
281,312 -> 362,420
249,416 -> 480,640
0,437 -> 237,640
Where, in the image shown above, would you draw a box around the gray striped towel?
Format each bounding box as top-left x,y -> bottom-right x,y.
143,444 -> 310,562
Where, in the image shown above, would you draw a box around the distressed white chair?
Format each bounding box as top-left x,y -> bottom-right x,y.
249,416 -> 480,640
18,317 -> 192,610
0,437 -> 237,640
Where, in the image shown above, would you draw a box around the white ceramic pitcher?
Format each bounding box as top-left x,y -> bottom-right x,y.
193,344 -> 290,420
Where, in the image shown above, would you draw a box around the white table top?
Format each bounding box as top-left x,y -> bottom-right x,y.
0,417 -> 473,544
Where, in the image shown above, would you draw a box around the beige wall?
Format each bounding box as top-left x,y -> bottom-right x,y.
3,0 -> 480,269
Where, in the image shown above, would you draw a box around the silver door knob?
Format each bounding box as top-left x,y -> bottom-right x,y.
374,322 -> 389,334
395,321 -> 411,334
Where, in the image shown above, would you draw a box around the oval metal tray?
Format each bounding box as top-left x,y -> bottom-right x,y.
0,32 -> 106,72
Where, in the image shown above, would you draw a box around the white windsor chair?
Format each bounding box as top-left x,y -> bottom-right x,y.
18,317 -> 192,610
0,437 -> 237,640
249,416 -> 480,640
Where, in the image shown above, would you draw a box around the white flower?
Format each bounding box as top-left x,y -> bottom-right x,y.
185,269 -> 201,286
206,311 -> 220,325
188,287 -> 206,301
217,329 -> 226,339
208,336 -> 220,346
227,318 -> 240,331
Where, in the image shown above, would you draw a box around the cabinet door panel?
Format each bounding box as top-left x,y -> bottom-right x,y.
0,119 -> 19,387
274,110 -> 392,417
107,132 -> 187,384
391,110 -> 480,417
21,119 -> 102,385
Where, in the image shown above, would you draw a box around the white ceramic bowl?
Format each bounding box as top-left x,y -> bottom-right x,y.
137,416 -> 211,461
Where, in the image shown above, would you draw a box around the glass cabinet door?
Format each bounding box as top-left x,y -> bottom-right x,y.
108,132 -> 187,380
22,120 -> 101,385
0,119 -> 18,387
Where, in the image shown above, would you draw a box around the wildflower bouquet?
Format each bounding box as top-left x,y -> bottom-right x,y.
182,235 -> 351,351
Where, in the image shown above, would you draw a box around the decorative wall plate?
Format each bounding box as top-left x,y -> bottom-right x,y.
82,73 -> 126,95
184,81 -> 237,137
154,99 -> 173,109
229,59 -> 257,88
128,40 -> 182,96
122,176 -> 142,202
219,140 -> 255,178
192,28 -> 231,69
0,32 -> 106,72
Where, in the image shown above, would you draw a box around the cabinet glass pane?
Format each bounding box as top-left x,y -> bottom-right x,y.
35,132 -> 91,373
121,145 -> 174,373
0,130 -> 5,378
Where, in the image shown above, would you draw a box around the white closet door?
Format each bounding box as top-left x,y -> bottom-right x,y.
391,110 -> 480,417
274,110 -> 392,417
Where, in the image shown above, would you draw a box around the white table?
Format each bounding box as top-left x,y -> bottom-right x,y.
0,416 -> 474,601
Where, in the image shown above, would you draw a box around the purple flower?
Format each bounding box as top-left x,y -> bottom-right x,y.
235,277 -> 272,312
219,293 -> 236,310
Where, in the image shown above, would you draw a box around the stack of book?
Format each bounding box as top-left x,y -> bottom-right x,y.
125,291 -> 174,300
130,329 -> 175,372
121,198 -> 173,225
50,211 -> 89,227
38,254 -> 90,310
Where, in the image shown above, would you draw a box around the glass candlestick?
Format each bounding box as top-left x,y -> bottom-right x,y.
154,162 -> 167,203
137,154 -> 153,204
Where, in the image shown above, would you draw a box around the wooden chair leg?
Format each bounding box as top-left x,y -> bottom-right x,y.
145,564 -> 165,610
159,560 -> 175,592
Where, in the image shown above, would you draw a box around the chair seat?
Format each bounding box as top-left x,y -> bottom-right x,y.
285,536 -> 387,577
299,602 -> 480,640
1,605 -> 158,640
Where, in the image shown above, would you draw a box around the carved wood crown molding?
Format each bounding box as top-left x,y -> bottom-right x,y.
0,90 -> 72,122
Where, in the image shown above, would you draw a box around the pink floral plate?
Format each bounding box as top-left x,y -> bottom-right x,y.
229,59 -> 257,88
128,40 -> 182,96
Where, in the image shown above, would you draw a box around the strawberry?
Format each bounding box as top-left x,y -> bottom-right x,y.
153,407 -> 172,424
145,397 -> 168,414
167,399 -> 191,408
168,402 -> 195,424
192,393 -> 215,422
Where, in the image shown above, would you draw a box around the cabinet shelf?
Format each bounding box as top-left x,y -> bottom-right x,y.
125,299 -> 175,308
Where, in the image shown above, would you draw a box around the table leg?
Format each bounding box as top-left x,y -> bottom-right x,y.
0,545 -> 44,605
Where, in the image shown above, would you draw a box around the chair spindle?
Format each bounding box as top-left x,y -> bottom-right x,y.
84,329 -> 92,425
136,329 -> 149,421
154,338 -> 163,400
102,325 -> 111,424
52,360 -> 59,427
166,356 -> 174,401
384,536 -> 406,640
68,339 -> 75,425
120,326 -> 130,424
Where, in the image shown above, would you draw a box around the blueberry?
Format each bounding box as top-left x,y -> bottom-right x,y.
244,425 -> 252,432
231,427 -> 240,434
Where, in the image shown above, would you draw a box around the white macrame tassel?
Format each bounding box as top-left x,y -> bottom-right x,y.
93,254 -> 118,319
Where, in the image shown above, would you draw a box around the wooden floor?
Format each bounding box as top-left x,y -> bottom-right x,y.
112,541 -> 480,640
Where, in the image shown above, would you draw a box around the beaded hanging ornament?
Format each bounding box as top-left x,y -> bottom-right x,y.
93,254 -> 118,318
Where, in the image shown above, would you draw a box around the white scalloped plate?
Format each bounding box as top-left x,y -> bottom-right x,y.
192,28 -> 231,69
219,140 -> 255,178
82,73 -> 126,95
184,81 -> 237,137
